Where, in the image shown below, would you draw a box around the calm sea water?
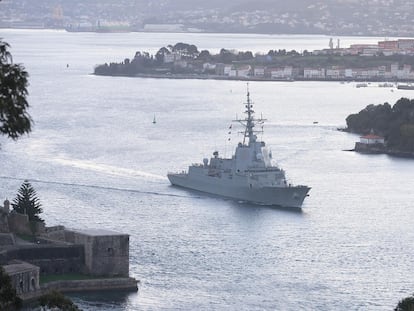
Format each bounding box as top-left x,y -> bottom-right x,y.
1,29 -> 414,310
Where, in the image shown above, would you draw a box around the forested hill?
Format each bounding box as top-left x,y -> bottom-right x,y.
345,98 -> 414,152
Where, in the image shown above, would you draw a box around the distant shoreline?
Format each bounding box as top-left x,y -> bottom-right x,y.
341,125 -> 414,159
93,72 -> 414,84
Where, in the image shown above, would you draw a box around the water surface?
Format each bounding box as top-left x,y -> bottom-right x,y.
1,29 -> 414,310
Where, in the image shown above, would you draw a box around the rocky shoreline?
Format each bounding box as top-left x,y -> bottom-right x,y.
353,142 -> 414,158
340,128 -> 414,159
21,277 -> 139,303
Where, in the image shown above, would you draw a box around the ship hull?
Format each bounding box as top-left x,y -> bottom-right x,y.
167,173 -> 310,208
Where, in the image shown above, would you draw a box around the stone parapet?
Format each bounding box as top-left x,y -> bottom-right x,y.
40,277 -> 139,293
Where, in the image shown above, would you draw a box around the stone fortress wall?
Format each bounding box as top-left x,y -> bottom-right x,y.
45,228 -> 130,277
0,198 -> 138,299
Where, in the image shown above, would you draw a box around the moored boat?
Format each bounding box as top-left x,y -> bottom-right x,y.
397,84 -> 414,90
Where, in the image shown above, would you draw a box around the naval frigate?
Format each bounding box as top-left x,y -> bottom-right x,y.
167,89 -> 310,208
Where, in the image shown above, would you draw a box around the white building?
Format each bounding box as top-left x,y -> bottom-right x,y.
223,65 -> 232,76
326,67 -> 344,79
237,65 -> 251,78
303,68 -> 325,79
270,66 -> 293,79
360,133 -> 385,145
253,66 -> 265,77
345,69 -> 353,78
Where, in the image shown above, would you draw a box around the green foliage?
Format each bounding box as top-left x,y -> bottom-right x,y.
0,39 -> 32,141
12,180 -> 43,223
0,265 -> 22,311
395,293 -> 414,311
171,42 -> 199,57
38,290 -> 81,311
93,42 -> 414,78
346,97 -> 414,152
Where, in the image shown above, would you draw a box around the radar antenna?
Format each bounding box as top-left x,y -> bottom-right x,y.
233,84 -> 266,145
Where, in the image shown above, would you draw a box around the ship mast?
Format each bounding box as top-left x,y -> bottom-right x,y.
234,84 -> 266,146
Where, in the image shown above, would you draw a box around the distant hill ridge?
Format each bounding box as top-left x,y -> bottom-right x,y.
1,0 -> 414,36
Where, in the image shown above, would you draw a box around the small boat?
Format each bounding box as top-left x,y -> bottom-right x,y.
356,83 -> 368,88
152,115 -> 156,124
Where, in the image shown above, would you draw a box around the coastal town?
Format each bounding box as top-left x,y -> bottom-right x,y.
95,38 -> 414,82
1,0 -> 414,37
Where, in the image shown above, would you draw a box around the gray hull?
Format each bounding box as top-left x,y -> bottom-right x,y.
168,173 -> 310,208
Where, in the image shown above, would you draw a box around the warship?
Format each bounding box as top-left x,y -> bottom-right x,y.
167,89 -> 310,208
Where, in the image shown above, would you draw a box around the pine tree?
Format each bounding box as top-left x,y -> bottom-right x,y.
12,180 -> 43,222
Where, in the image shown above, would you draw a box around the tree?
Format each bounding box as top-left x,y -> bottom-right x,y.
38,290 -> 81,311
172,42 -> 199,58
155,46 -> 170,63
0,265 -> 22,311
197,50 -> 211,61
395,293 -> 414,311
12,180 -> 43,223
218,48 -> 236,63
0,39 -> 32,141
345,98 -> 414,151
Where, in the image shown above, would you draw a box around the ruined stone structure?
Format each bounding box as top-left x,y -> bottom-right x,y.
3,260 -> 40,299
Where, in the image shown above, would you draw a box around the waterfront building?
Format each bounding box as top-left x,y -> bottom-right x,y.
303,67 -> 325,79
398,39 -> 414,50
253,66 -> 265,77
326,66 -> 345,79
223,64 -> 232,76
269,66 -> 293,79
360,133 -> 385,145
378,40 -> 399,51
349,44 -> 378,55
